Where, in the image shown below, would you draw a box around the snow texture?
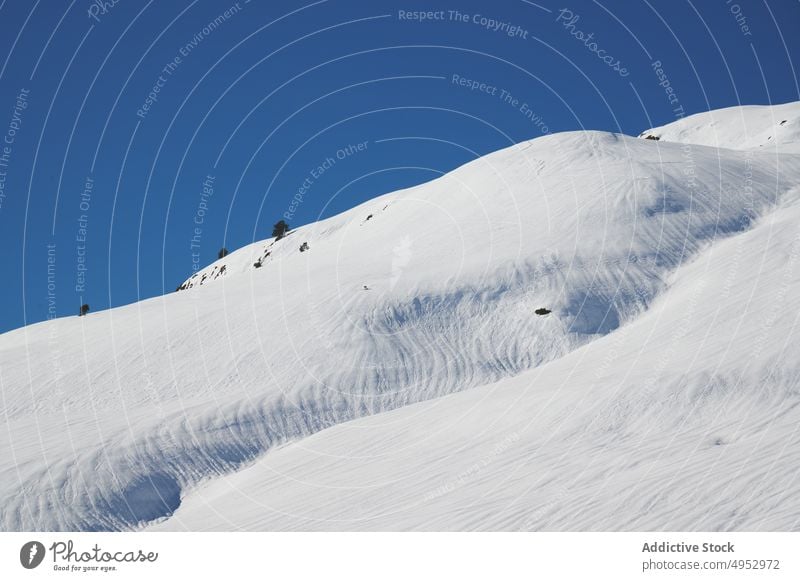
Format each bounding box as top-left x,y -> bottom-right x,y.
3,102 -> 800,531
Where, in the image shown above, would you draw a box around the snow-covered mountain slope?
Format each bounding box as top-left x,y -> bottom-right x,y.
639,101 -> 800,153
154,198 -> 800,531
2,103 -> 800,531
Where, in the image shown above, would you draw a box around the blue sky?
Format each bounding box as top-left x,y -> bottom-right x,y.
0,0 -> 797,333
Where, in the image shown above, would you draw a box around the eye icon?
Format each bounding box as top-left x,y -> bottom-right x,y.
20,541 -> 45,569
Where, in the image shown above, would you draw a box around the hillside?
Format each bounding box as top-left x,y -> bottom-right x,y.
2,103 -> 800,531
156,197 -> 800,531
639,101 -> 800,153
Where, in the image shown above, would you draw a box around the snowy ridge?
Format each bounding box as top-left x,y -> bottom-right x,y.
639,101 -> 800,153
2,104 -> 800,531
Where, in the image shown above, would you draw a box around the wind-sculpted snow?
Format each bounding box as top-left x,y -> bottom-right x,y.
155,202 -> 800,531
3,113 -> 800,530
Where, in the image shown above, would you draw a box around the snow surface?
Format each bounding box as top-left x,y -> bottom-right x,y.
3,103 -> 800,531
639,101 -> 800,154
155,200 -> 800,531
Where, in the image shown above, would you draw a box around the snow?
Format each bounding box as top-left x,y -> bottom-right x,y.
639,101 -> 800,154
154,200 -> 800,531
3,103 -> 800,531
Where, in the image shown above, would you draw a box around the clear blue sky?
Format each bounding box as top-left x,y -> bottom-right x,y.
0,0 -> 797,333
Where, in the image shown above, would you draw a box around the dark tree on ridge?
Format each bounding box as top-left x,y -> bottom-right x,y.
272,220 -> 290,240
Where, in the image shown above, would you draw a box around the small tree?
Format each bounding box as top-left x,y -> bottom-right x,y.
218,247 -> 229,259
79,304 -> 90,316
272,220 -> 289,240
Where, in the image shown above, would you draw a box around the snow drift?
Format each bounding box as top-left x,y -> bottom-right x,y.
2,102 -> 800,531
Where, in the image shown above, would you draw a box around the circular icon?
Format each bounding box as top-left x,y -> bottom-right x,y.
20,541 -> 46,569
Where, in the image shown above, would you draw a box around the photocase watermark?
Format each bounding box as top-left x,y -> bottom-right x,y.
75,176 -> 94,295
190,174 -> 215,272
0,88 -> 30,214
397,9 -> 529,39
45,242 -> 66,399
284,140 -> 369,221
136,57 -> 180,120
46,243 -> 57,320
499,87 -> 549,134
518,484 -> 572,530
740,151 -> 755,217
648,58 -> 695,200
449,9 -> 529,39
136,1 -> 247,119
87,0 -> 122,23
555,8 -> 629,77
39,539 -> 159,573
725,0 -> 752,37
647,59 -> 689,121
20,541 -> 46,569
651,61 -> 681,110
450,74 -> 549,134
451,73 -> 500,96
680,142 -> 697,184
179,1 -> 247,58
